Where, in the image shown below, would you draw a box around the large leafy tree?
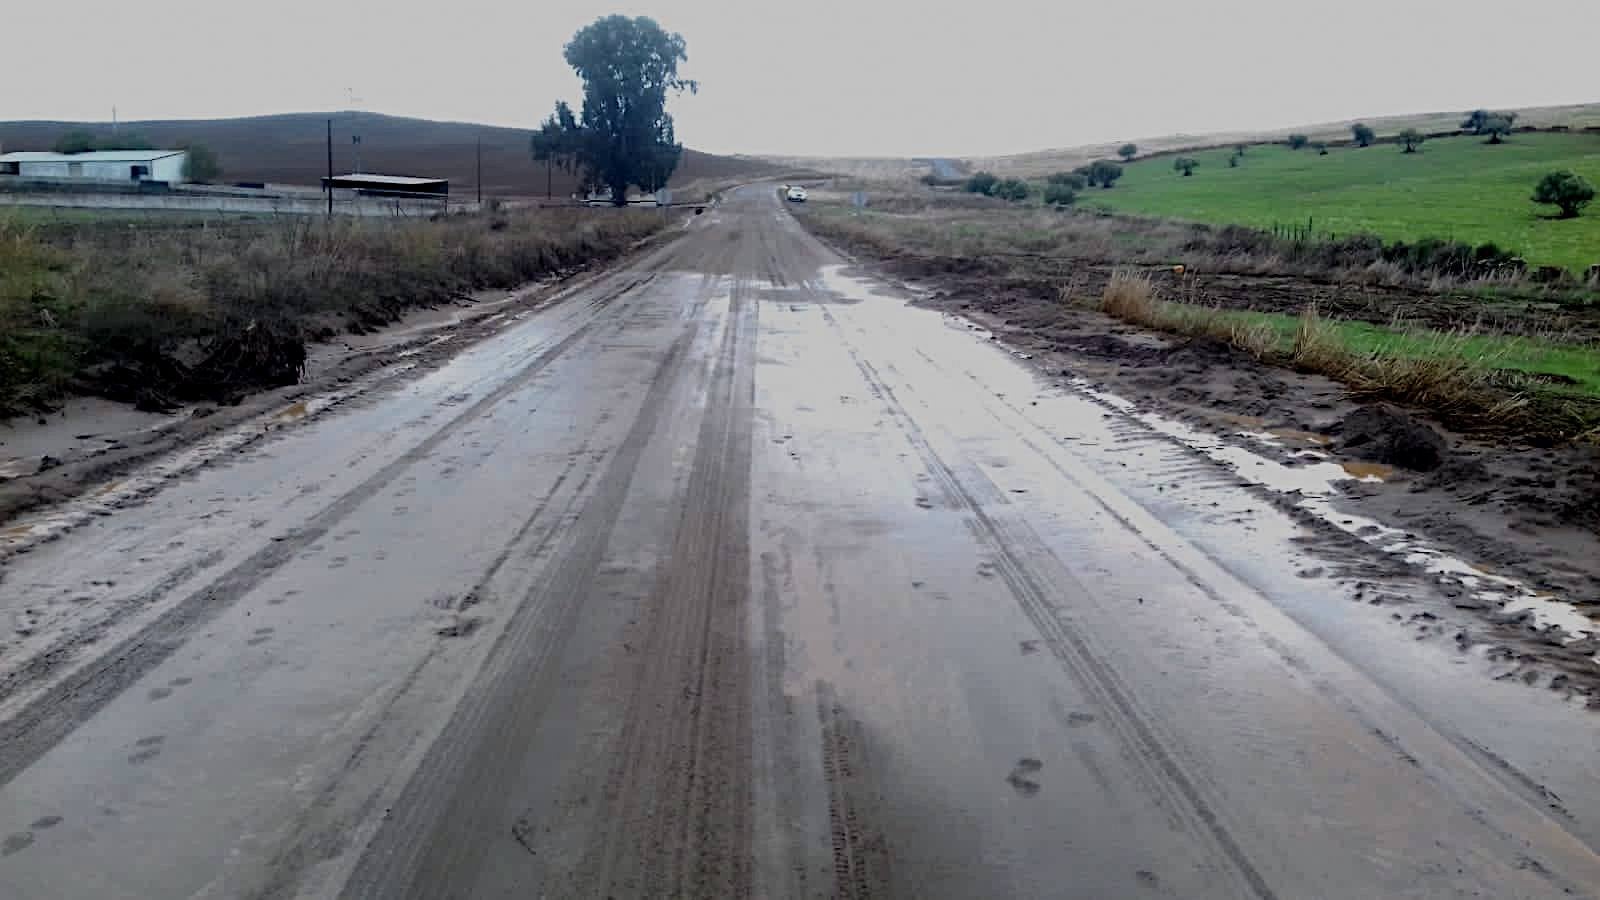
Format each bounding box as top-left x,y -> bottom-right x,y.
533,16 -> 696,205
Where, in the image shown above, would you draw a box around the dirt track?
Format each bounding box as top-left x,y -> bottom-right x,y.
1,186 -> 1598,898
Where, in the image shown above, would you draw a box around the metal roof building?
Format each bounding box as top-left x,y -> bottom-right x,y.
320,173 -> 448,197
0,149 -> 188,183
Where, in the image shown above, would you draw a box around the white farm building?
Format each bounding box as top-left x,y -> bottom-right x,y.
0,149 -> 189,184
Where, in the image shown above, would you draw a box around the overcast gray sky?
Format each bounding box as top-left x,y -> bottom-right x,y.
7,0 -> 1597,157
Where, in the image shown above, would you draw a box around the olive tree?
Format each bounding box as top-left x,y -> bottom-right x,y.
1350,123 -> 1375,147
993,178 -> 1029,201
1088,160 -> 1123,188
965,171 -> 999,195
1042,183 -> 1076,206
1117,143 -> 1138,161
1398,129 -> 1424,153
1482,116 -> 1513,144
1287,134 -> 1309,150
1174,157 -> 1199,176
1047,171 -> 1087,190
1532,171 -> 1595,219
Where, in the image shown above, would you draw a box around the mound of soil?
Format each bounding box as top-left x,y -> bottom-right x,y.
1335,404 -> 1448,471
1163,336 -> 1257,370
75,320 -> 307,410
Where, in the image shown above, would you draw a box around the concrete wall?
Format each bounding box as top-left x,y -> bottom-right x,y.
0,189 -> 455,217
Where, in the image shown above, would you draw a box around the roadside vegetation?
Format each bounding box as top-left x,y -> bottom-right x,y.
0,210 -> 665,417
1095,271 -> 1591,435
791,186 -> 1600,442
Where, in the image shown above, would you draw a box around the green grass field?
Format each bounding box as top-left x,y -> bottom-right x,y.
1214,309 -> 1600,399
1073,132 -> 1600,272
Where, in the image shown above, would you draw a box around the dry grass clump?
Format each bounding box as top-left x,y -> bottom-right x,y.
1097,274 -> 1534,432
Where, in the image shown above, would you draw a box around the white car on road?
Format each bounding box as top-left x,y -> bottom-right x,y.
785,185 -> 808,202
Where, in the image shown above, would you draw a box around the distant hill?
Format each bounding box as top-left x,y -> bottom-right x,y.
0,112 -> 779,197
768,102 -> 1600,180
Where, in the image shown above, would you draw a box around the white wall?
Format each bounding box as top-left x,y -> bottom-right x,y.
150,154 -> 186,183
15,153 -> 188,183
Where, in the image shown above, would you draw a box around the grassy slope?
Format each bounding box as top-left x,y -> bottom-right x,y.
764,102 -> 1600,181
1075,133 -> 1600,271
0,113 -> 779,198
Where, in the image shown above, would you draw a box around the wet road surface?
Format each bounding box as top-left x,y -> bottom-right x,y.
1,185 -> 1598,899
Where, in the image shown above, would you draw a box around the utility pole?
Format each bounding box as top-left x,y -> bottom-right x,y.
347,89 -> 363,173
546,157 -> 553,200
476,135 -> 483,209
326,118 -> 334,216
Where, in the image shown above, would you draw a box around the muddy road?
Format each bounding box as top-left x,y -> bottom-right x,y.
0,185 -> 1597,899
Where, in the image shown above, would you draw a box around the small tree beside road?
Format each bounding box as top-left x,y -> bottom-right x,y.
1117,143 -> 1138,161
1532,171 -> 1595,219
1351,123 -> 1375,147
1398,129 -> 1424,153
1174,157 -> 1199,176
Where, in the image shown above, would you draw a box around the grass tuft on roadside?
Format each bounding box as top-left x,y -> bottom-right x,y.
1093,274 -> 1572,435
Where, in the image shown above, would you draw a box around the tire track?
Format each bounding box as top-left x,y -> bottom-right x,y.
815,303 -> 1278,899
341,295 -> 712,899
573,278 -> 759,897
0,272 -> 657,790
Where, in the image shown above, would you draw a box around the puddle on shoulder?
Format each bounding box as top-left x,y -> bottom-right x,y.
1062,379 -> 1591,647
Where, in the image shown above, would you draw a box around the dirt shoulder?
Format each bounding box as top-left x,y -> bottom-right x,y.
0,231 -> 679,530
794,211 -> 1600,693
